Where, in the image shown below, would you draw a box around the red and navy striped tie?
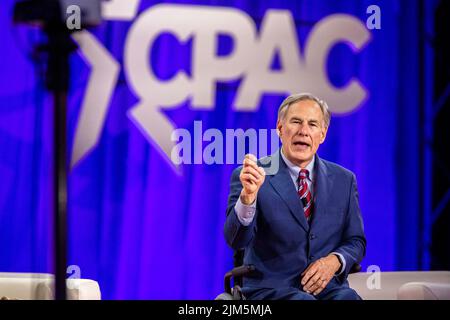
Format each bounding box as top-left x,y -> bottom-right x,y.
297,169 -> 313,220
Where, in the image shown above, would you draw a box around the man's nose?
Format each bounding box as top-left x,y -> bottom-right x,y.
298,124 -> 309,136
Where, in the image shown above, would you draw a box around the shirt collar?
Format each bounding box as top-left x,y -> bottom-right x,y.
280,148 -> 315,182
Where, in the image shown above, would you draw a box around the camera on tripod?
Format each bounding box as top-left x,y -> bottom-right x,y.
11,0 -> 104,300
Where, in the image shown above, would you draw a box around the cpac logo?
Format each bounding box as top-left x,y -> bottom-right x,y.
71,0 -> 371,169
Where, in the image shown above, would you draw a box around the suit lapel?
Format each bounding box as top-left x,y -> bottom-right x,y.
267,151 -> 310,233
311,155 -> 332,228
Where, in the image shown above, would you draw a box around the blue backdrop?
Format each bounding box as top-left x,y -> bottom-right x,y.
0,0 -> 434,299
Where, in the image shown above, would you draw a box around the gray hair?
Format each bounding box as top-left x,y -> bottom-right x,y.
277,93 -> 331,128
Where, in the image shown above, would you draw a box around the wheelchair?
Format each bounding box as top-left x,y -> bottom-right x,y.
215,249 -> 362,300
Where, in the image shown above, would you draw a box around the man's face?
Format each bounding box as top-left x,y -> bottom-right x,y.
277,99 -> 328,168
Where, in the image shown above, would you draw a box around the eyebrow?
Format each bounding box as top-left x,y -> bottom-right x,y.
289,117 -> 320,123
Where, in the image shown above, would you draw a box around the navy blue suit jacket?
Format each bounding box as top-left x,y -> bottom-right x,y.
224,150 -> 366,290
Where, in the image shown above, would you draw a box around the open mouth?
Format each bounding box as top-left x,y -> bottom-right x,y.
293,141 -> 311,150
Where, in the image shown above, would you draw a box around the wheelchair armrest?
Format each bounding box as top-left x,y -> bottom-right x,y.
224,265 -> 256,294
349,263 -> 362,274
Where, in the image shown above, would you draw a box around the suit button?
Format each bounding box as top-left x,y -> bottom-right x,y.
309,255 -> 314,260
310,234 -> 316,240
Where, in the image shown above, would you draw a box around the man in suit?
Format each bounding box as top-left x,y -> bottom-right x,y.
224,93 -> 366,300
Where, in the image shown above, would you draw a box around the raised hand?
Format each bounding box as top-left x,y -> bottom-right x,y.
239,154 -> 266,205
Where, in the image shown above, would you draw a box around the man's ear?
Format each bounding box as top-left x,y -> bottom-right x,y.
276,119 -> 282,137
319,126 -> 328,144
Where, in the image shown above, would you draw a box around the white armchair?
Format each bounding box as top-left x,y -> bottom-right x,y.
0,272 -> 101,300
348,271 -> 450,300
